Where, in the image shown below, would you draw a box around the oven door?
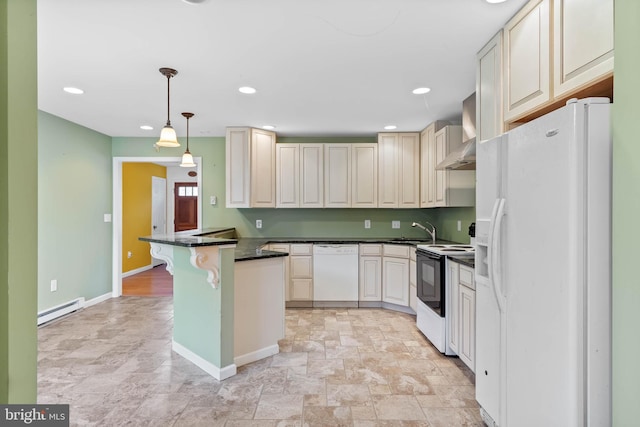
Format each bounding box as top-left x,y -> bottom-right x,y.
416,250 -> 445,317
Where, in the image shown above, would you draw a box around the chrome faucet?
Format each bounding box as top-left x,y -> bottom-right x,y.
412,221 -> 437,245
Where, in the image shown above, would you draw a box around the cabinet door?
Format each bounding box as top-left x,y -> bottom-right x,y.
459,285 -> 476,372
377,133 -> 398,208
250,128 -> 276,207
291,279 -> 313,301
409,259 -> 417,312
434,128 -> 447,207
382,257 -> 409,306
503,0 -> 550,122
269,244 -> 290,301
276,144 -> 299,208
448,262 -> 460,354
225,127 -> 250,208
398,133 -> 420,208
477,31 -> 504,143
300,144 -> 324,208
359,256 -> 382,301
420,124 -> 435,208
324,144 -> 351,207
553,0 -> 614,98
352,143 -> 378,208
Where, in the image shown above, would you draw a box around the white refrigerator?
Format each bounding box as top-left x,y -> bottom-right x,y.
475,98 -> 611,427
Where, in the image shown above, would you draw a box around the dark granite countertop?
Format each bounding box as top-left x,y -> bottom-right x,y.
140,229 -> 464,262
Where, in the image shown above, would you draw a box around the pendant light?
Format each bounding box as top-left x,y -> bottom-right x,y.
156,67 -> 180,147
180,112 -> 196,168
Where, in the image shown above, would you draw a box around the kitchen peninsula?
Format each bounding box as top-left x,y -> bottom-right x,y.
139,229 -> 287,381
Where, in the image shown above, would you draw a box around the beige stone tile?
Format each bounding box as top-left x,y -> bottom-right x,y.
307,359 -> 345,378
304,394 -> 327,407
372,395 -> 427,421
327,383 -> 372,406
303,406 -> 352,426
351,405 -> 377,420
255,394 -> 304,420
423,407 -> 483,427
368,384 -> 391,395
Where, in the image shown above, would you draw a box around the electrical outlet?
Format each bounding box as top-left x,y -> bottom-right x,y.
392,220 -> 400,229
364,219 -> 371,229
127,251 -> 132,259
256,219 -> 262,229
457,220 -> 462,232
210,196 -> 217,206
51,279 -> 57,292
103,213 -> 112,223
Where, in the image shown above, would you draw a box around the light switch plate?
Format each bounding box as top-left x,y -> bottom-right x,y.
392,220 -> 400,229
457,220 -> 462,232
50,279 -> 57,292
364,219 -> 371,229
256,219 -> 262,229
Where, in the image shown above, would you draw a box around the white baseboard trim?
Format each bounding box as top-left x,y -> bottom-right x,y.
37,297 -> 85,326
84,292 -> 112,308
172,339 -> 237,381
234,344 -> 280,367
122,264 -> 154,278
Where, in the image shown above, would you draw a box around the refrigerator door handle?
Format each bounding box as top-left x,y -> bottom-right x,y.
491,198 -> 507,313
487,198 -> 500,282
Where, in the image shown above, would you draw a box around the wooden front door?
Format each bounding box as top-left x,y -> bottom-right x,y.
174,182 -> 198,232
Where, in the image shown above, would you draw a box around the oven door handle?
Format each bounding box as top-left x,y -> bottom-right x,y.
417,251 -> 442,261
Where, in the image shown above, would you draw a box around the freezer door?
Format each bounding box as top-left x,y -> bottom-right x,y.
502,102 -> 585,426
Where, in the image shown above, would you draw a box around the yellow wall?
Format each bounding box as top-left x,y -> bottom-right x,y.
122,163 -> 166,273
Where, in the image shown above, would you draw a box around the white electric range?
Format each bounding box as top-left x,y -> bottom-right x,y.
415,243 -> 475,355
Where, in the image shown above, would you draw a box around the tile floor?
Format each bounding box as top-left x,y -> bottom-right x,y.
38,297 -> 481,426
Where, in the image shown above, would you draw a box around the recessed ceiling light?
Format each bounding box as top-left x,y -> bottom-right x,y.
412,87 -> 431,95
384,125 -> 397,130
238,86 -> 257,94
262,125 -> 275,130
63,87 -> 84,95
485,0 -> 508,3
140,125 -> 153,130
182,0 -> 208,4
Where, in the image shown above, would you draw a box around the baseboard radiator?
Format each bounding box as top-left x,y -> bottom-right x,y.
37,297 -> 84,326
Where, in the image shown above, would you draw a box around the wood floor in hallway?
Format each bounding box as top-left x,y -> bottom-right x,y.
122,265 -> 173,296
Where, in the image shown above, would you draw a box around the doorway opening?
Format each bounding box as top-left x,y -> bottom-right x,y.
112,156 -> 202,297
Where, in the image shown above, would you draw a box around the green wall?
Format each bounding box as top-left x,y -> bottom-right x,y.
612,0 -> 640,424
38,111 -> 112,311
111,136 -> 474,242
0,0 -> 38,403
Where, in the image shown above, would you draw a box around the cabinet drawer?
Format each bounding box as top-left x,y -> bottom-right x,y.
269,244 -> 290,253
383,244 -> 410,258
290,244 -> 313,255
459,265 -> 475,290
360,244 -> 382,256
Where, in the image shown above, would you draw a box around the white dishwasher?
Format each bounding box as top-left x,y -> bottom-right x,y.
313,244 -> 359,307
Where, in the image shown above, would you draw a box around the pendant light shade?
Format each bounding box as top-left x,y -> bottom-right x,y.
180,112 -> 196,168
156,68 -> 180,148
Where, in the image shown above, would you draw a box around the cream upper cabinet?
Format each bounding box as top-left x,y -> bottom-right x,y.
398,133 -> 420,208
324,144 -> 351,208
377,133 -> 420,208
553,0 -> 614,98
476,31 -> 504,143
226,127 -> 276,208
300,144 -> 324,208
420,124 -> 436,208
352,143 -> 378,208
503,0 -> 551,122
377,133 -> 398,208
276,144 -> 299,208
433,126 -> 475,208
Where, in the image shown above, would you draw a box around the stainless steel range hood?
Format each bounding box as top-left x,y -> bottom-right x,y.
436,93 -> 476,170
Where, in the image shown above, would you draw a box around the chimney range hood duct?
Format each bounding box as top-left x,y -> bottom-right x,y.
436,93 -> 476,170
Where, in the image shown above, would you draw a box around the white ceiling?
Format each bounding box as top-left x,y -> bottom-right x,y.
37,0 -> 528,138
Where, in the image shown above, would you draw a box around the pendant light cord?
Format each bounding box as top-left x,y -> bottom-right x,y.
186,116 -> 190,151
166,75 -> 171,126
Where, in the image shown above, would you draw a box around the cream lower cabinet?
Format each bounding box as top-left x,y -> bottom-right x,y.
447,261 -> 461,355
458,264 -> 476,372
382,245 -> 410,306
226,127 -> 276,208
288,244 -> 313,307
267,244 -> 290,301
359,244 -> 382,302
409,251 -> 417,312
